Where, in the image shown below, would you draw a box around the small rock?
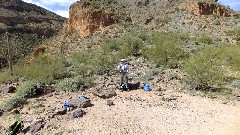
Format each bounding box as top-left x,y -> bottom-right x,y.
68,109 -> 85,119
44,124 -> 53,130
54,108 -> 67,115
162,95 -> 177,101
0,109 -> 3,116
11,109 -> 20,114
155,92 -> 164,96
140,83 -> 144,89
3,85 -> 16,93
107,100 -> 114,106
48,93 -> 53,97
235,93 -> 240,97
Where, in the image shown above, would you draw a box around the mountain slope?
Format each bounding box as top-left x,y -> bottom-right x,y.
0,0 -> 66,69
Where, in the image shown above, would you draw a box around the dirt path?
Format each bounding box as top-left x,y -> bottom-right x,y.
42,89 -> 240,135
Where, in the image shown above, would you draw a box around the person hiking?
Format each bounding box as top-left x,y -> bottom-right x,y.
117,59 -> 129,90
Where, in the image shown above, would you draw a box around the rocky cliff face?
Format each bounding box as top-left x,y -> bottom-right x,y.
183,0 -> 237,17
64,0 -> 116,37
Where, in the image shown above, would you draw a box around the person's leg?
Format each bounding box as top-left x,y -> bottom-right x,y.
120,73 -> 124,87
123,73 -> 128,88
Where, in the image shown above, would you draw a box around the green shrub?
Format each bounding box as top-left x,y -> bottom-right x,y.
142,32 -> 189,68
92,53 -> 117,75
1,80 -> 37,111
226,29 -> 240,41
101,38 -> 121,53
221,45 -> 240,71
141,68 -> 159,81
232,80 -> 240,89
70,51 -> 95,76
117,36 -> 144,57
196,34 -> 213,44
56,76 -> 94,92
56,77 -> 80,92
15,80 -> 37,98
2,96 -> 27,111
101,36 -> 144,58
0,70 -> 15,83
15,56 -> 69,84
183,46 -> 225,87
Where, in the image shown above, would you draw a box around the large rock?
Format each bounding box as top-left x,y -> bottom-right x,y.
69,98 -> 91,108
35,83 -> 55,95
92,86 -> 116,99
23,122 -> 44,133
68,109 -> 85,119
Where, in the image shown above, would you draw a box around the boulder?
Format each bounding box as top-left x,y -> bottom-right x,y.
35,83 -> 55,95
92,87 -> 116,99
68,109 -> 85,119
69,98 -> 91,108
23,122 -> 44,133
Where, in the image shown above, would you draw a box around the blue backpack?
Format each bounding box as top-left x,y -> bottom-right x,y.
63,101 -> 70,109
144,83 -> 151,91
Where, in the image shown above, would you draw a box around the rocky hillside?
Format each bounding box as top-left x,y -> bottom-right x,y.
0,0 -> 65,69
42,0 -> 240,55
64,0 -> 239,36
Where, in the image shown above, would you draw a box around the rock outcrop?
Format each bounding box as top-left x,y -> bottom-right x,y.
64,0 -> 116,37
183,0 -> 237,17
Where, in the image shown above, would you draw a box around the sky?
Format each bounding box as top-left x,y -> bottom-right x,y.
22,0 -> 240,18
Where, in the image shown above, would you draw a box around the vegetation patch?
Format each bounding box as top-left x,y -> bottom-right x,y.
55,76 -> 94,92
183,46 -> 225,88
1,80 -> 37,111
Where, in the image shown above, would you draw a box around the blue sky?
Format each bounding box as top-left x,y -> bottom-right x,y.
22,0 -> 240,18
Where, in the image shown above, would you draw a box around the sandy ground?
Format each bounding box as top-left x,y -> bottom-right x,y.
0,85 -> 240,135
33,89 -> 240,135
